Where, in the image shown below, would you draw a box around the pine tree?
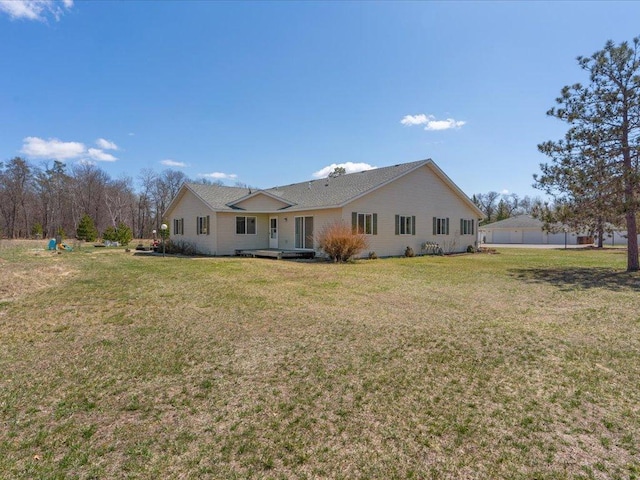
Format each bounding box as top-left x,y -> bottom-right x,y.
535,37 -> 640,271
76,214 -> 98,242
115,222 -> 133,246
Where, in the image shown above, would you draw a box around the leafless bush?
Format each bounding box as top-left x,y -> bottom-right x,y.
317,222 -> 369,263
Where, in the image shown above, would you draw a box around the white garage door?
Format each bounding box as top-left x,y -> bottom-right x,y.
547,232 -> 567,244
510,230 -> 523,243
492,231 -> 512,243
523,230 -> 543,244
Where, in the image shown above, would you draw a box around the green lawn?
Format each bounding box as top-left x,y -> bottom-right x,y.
1,242 -> 639,479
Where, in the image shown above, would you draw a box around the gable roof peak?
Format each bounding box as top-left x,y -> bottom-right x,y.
259,158 -> 435,209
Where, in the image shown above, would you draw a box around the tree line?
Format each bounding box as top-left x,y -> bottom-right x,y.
472,192 -> 546,225
0,157 -> 194,241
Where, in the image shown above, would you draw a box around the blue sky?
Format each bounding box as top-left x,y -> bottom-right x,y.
1,1 -> 639,199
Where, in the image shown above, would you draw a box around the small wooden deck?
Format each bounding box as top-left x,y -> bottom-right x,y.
235,248 -> 316,260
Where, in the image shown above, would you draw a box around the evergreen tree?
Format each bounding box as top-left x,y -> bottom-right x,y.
76,214 -> 98,242
102,222 -> 133,245
535,37 -> 640,271
102,226 -> 117,242
115,222 -> 133,246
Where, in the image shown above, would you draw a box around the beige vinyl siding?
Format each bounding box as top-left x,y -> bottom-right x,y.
344,163 -> 479,256
233,194 -> 290,211
215,213 -> 270,255
278,208 -> 342,251
166,190 -> 217,255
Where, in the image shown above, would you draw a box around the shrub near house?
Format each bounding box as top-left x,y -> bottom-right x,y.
318,221 -> 369,262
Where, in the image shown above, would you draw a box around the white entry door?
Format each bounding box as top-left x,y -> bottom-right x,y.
269,217 -> 278,248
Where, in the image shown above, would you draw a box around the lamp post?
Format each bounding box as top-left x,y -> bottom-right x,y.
160,223 -> 168,257
564,226 -> 568,250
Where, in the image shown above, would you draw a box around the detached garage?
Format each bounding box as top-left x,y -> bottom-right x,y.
523,230 -> 543,244
480,214 -> 581,245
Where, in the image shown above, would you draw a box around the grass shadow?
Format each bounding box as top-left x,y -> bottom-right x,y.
509,267 -> 640,291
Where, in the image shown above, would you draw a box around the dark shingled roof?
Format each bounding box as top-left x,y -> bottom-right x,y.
184,159 -> 430,211
264,159 -> 428,209
186,183 -> 251,210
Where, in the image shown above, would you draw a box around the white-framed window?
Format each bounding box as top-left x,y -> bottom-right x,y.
197,215 -> 209,235
395,215 -> 416,235
461,219 -> 475,235
295,216 -> 314,249
236,216 -> 257,235
352,212 -> 378,235
433,217 -> 449,235
173,218 -> 184,235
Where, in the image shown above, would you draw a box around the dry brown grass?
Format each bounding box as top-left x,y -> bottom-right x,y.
0,241 -> 79,303
0,241 -> 639,479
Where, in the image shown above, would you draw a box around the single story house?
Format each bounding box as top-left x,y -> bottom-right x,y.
479,214 -> 585,245
163,159 -> 484,257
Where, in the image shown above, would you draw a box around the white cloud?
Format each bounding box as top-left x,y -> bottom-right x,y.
401,113 -> 466,131
400,114 -> 429,126
197,172 -> 238,180
501,189 -> 510,195
20,136 -> 121,163
312,162 -> 376,178
161,159 -> 187,168
21,136 -> 85,160
424,118 -> 466,131
96,138 -> 118,150
0,0 -> 73,21
87,148 -> 117,162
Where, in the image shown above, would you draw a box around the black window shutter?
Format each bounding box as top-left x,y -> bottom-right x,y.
433,217 -> 437,235
395,215 -> 399,235
207,215 -> 210,235
352,212 -> 357,233
446,218 -> 450,235
472,220 -> 475,235
196,217 -> 199,235
412,216 -> 416,235
373,214 -> 378,235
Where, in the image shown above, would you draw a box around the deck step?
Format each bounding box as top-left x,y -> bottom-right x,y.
235,249 -> 315,260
